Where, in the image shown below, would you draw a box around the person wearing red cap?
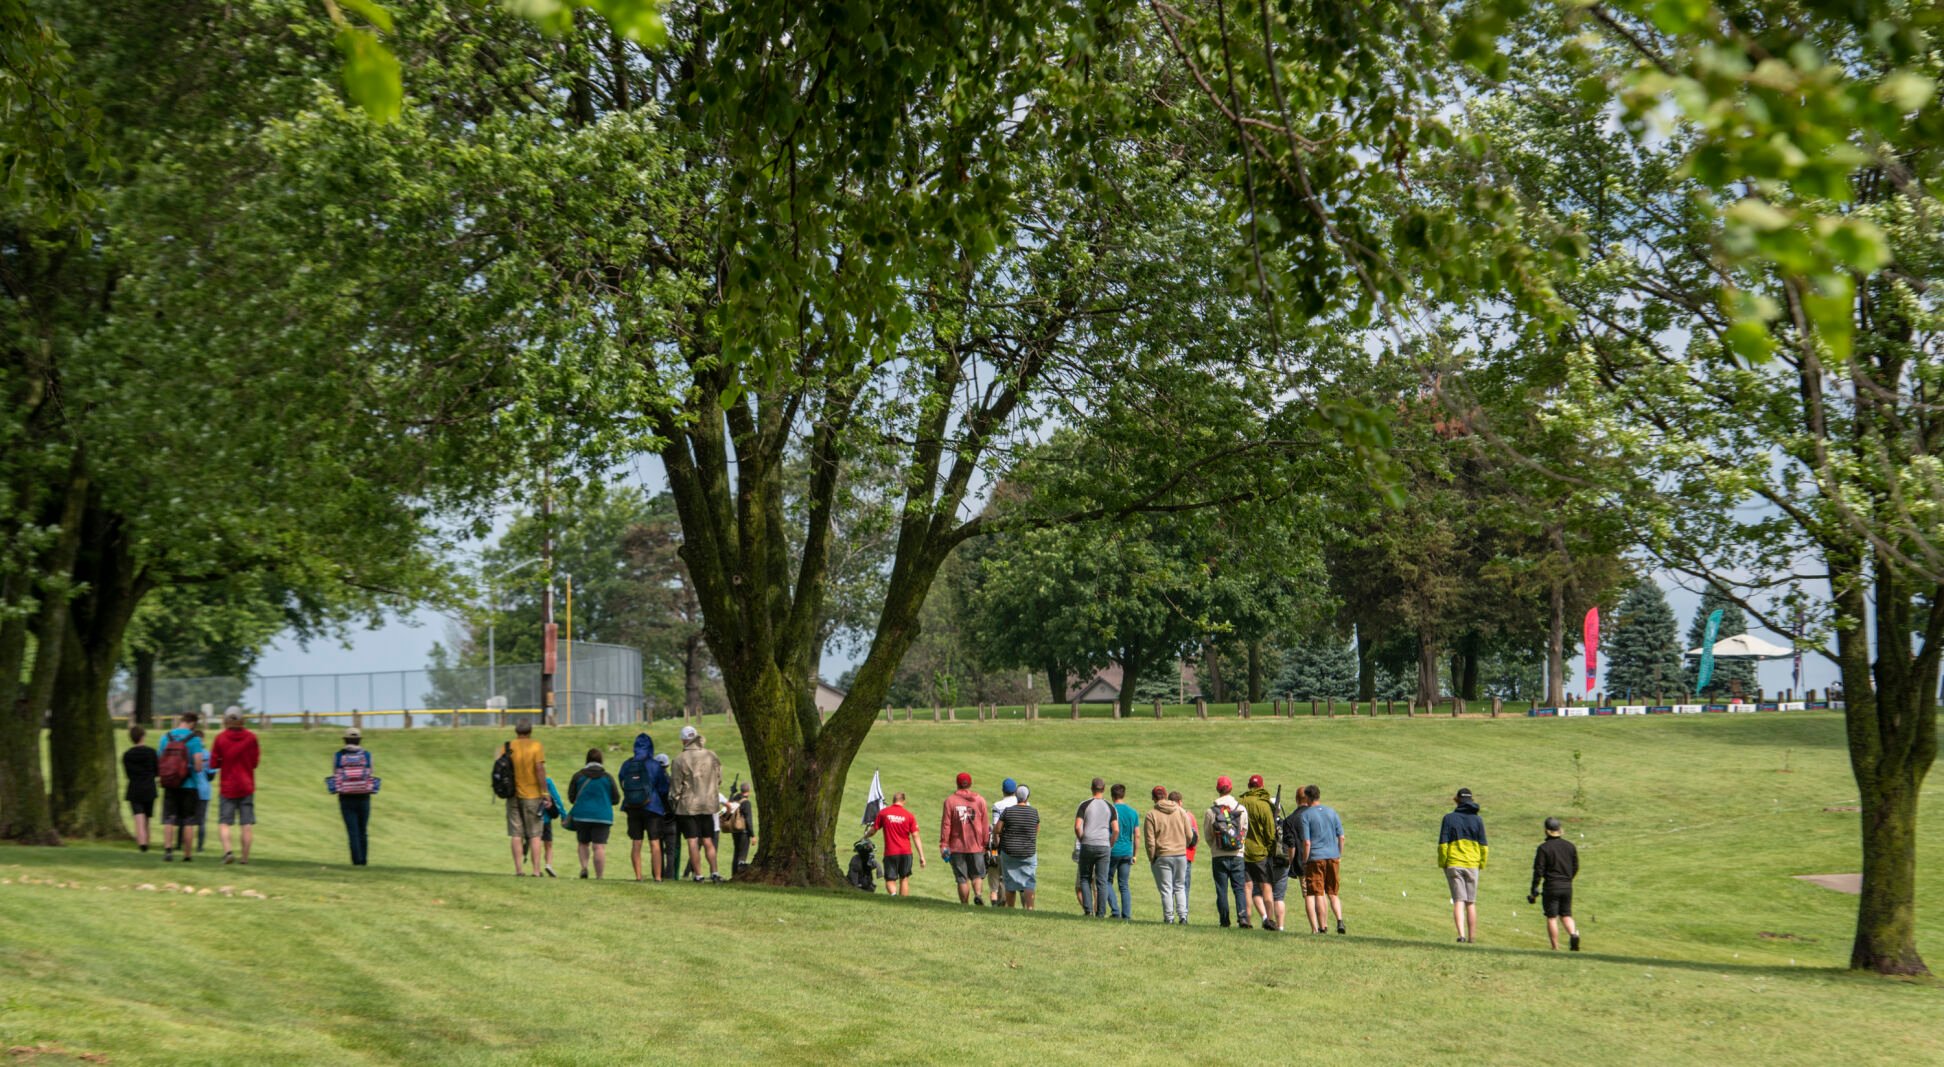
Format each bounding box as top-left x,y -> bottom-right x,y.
940,772 -> 990,905
1201,776 -> 1250,928
1240,774 -> 1280,931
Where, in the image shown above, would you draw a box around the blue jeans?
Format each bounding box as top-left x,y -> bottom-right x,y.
1151,855 -> 1189,922
1212,855 -> 1247,924
339,795 -> 371,866
1109,855 -> 1133,918
1077,845 -> 1112,916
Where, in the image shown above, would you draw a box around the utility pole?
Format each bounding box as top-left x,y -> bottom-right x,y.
540,480 -> 557,726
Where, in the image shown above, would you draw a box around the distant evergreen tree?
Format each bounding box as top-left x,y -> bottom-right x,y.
1273,637 -> 1359,700
1685,584 -> 1758,699
1605,580 -> 1685,700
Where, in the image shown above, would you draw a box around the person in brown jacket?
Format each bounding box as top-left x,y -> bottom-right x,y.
1142,786 -> 1197,924
668,726 -> 723,883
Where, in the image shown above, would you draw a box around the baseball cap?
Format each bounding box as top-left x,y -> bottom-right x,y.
1544,816 -> 1562,832
956,772 -> 972,788
654,753 -> 670,767
1015,785 -> 1030,800
342,726 -> 362,741
1248,774 -> 1264,789
1002,777 -> 1017,794
679,725 -> 699,742
1151,785 -> 1167,800
1216,775 -> 1232,792
1455,787 -> 1474,802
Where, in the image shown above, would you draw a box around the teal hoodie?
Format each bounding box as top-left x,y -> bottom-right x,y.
567,765 -> 621,825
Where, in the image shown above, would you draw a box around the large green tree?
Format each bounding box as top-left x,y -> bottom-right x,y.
1603,580 -> 1684,702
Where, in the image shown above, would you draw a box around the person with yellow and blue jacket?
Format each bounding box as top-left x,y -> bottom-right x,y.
1437,788 -> 1488,944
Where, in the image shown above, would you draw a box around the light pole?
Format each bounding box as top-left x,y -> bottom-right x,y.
481,557 -> 544,705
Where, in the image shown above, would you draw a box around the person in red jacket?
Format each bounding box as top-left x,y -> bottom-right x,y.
939,772 -> 991,906
208,707 -> 261,865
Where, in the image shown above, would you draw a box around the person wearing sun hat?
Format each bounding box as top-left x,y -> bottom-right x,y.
327,726 -> 379,866
940,772 -> 990,905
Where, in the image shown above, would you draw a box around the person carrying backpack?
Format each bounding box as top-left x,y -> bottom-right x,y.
326,727 -> 380,866
567,748 -> 622,879
617,732 -> 667,882
1202,776 -> 1250,928
155,713 -> 207,863
726,781 -> 755,875
498,719 -> 548,878
1239,775 -> 1280,931
538,775 -> 567,878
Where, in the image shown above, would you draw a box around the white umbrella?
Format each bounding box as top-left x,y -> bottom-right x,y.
1685,633 -> 1795,659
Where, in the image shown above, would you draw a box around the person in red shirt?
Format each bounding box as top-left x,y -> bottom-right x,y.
939,772 -> 991,906
870,792 -> 926,897
208,708 -> 261,864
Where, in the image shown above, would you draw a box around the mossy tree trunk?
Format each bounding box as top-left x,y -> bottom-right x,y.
48,502 -> 148,840
0,458 -> 86,844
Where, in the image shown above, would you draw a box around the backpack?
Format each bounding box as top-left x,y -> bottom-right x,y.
157,733 -> 194,789
332,749 -> 376,795
1212,803 -> 1244,851
491,742 -> 517,799
726,801 -> 748,833
618,757 -> 652,809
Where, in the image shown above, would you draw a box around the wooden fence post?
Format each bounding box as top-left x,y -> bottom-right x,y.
1406,701 -> 1415,717
1239,700 -> 1250,720
1153,699 -> 1163,720
1195,699 -> 1207,720
303,710 -> 314,730
403,710 -> 413,729
1326,698 -> 1335,719
1071,700 -> 1081,721
1310,699 -> 1319,717
1450,698 -> 1460,718
1492,696 -> 1502,718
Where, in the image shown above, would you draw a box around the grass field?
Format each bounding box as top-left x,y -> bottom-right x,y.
2,712 -> 1939,1065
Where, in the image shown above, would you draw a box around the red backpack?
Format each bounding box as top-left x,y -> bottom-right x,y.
332,749 -> 376,795
157,733 -> 195,788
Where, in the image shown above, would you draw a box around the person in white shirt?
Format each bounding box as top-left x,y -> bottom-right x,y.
987,777 -> 1019,905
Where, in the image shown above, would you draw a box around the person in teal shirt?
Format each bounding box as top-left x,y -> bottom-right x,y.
538,777 -> 567,878
1110,784 -> 1141,920
566,749 -> 622,879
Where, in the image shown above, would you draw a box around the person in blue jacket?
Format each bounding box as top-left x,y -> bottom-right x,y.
654,751 -> 679,881
538,775 -> 568,878
567,748 -> 622,879
618,733 -> 670,882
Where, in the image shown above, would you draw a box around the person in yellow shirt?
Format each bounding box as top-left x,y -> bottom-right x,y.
505,719 -> 548,877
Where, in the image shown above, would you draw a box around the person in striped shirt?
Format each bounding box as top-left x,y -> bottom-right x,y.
994,785 -> 1041,910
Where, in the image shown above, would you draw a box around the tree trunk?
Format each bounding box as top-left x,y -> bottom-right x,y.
1203,640 -> 1224,703
47,502 -> 145,840
133,647 -> 156,726
1458,631 -> 1481,701
1246,638 -> 1263,703
1116,646 -> 1144,721
683,631 -> 703,718
1547,575 -> 1566,705
0,575 -> 58,844
1851,765 -> 1927,974
1044,661 -> 1068,704
1355,625 -> 1376,701
1414,629 -> 1441,707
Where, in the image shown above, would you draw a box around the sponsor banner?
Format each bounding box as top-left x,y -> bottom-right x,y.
1806,700 -> 1830,709
1704,703 -> 1730,713
1781,702 -> 1806,711
1674,704 -> 1704,714
1646,705 -> 1674,714
1591,706 -> 1617,716
1831,701 -> 1847,711
1757,702 -> 1780,712
1561,707 -> 1591,717
1529,707 -> 1558,717
1617,705 -> 1648,715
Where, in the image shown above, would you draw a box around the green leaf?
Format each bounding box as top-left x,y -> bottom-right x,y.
582,0 -> 668,47
1648,0 -> 1710,35
1802,275 -> 1854,361
334,28 -> 402,123
336,0 -> 395,32
1874,70 -> 1937,112
1722,319 -> 1775,364
1817,218 -> 1891,273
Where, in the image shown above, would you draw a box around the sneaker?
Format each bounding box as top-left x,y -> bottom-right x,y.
692,875 -> 705,883
139,844 -> 149,853
579,869 -> 589,879
182,855 -> 192,863
974,896 -> 985,906
1570,935 -> 1581,952
1219,918 -> 1231,928
1457,936 -> 1467,943
1263,919 -> 1278,932
1238,920 -> 1252,930
709,873 -> 724,884
1337,921 -> 1346,934
222,851 -> 234,865
545,865 -> 557,878
164,850 -> 174,862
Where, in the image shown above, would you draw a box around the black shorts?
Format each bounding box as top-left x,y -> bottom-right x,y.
883,853 -> 914,880
162,788 -> 201,826
950,852 -> 986,884
1542,887 -> 1573,918
129,797 -> 154,819
626,809 -> 650,841
542,820 -> 554,843
676,813 -> 713,840
576,823 -> 612,846
1244,859 -> 1274,886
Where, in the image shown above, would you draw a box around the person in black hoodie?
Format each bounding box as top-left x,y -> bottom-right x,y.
1528,816 -> 1581,951
123,725 -> 159,851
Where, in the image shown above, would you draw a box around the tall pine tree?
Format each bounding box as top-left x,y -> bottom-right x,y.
1273,637 -> 1359,700
1604,580 -> 1684,701
1685,585 -> 1758,699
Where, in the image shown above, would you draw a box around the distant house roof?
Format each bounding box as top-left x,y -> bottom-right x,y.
1072,662 -> 1197,703
814,681 -> 846,713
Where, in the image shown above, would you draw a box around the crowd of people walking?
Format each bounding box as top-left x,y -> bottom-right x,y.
858,771 -> 1581,949
117,713 -> 1579,950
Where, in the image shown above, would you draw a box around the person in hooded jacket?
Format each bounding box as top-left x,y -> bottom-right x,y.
654,752 -> 680,880
1438,787 -> 1489,943
567,748 -> 623,879
1142,785 -> 1196,924
618,733 -> 670,882
538,776 -> 568,877
669,726 -> 724,882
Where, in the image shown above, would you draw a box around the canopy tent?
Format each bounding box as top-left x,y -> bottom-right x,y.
1685,633 -> 1795,659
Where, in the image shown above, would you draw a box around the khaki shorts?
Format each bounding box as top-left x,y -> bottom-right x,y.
506,796 -> 546,838
1444,866 -> 1480,903
1303,857 -> 1340,897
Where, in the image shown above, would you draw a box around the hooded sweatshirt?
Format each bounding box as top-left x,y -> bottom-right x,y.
1438,800 -> 1489,869
567,763 -> 622,825
1141,798 -> 1194,860
1200,794 -> 1249,858
940,788 -> 990,854
619,734 -> 670,814
669,737 -> 721,816
1239,786 -> 1277,863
